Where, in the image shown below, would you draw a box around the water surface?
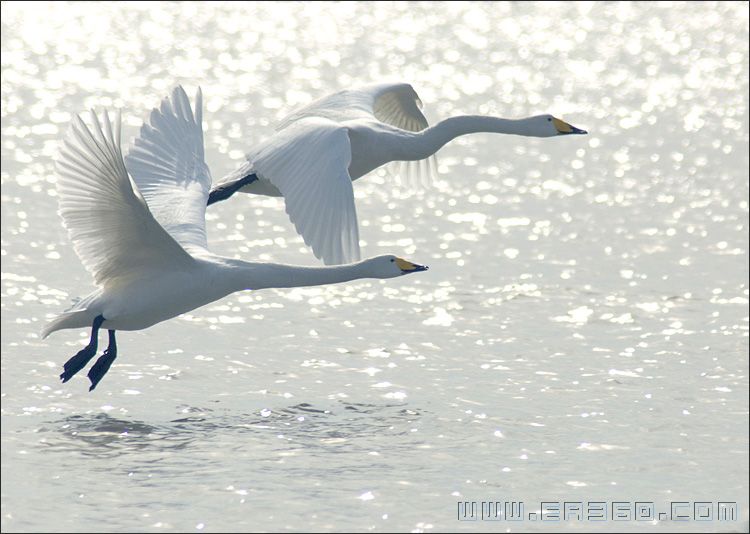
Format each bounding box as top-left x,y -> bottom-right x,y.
1,2 -> 748,532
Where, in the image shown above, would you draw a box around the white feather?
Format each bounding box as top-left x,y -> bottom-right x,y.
250,117 -> 359,266
212,82 -> 586,266
44,87 -> 428,345
276,82 -> 437,190
124,86 -> 211,254
55,108 -> 193,289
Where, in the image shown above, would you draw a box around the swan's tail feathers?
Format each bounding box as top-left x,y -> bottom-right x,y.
41,310 -> 92,339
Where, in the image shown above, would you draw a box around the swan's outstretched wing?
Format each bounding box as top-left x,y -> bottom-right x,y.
276,82 -> 436,189
368,83 -> 438,189
56,110 -> 193,288
276,82 -> 428,130
371,82 -> 430,132
252,117 -> 359,265
124,86 -> 211,254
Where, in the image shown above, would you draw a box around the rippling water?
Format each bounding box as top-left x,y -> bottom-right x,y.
1,2 -> 748,532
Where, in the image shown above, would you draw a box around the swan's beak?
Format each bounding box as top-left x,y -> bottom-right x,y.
553,117 -> 587,135
396,258 -> 428,274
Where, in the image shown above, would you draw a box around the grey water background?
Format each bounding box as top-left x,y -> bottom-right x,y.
1,2 -> 748,532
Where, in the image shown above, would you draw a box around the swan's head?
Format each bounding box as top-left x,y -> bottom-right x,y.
527,115 -> 587,137
365,255 -> 429,278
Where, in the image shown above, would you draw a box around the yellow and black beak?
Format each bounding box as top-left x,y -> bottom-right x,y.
553,117 -> 587,135
395,258 -> 429,274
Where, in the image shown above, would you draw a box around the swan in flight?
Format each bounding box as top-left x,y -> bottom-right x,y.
208,82 -> 587,265
42,86 -> 427,391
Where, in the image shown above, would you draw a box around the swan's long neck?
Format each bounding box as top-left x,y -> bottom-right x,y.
402,116 -> 532,161
218,259 -> 372,293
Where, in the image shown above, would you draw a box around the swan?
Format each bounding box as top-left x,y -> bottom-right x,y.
42,86 -> 427,391
207,82 -> 587,265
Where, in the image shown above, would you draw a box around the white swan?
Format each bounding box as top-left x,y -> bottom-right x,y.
208,82 -> 587,265
42,86 -> 427,391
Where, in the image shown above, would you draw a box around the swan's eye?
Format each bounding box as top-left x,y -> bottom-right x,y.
547,117 -> 552,121
390,258 -> 395,262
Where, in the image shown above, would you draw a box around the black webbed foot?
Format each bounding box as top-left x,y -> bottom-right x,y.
60,344 -> 97,383
87,330 -> 117,392
207,173 -> 258,205
59,315 -> 105,383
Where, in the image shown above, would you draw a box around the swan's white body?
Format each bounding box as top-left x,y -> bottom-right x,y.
212,82 -> 587,265
43,87 -> 426,341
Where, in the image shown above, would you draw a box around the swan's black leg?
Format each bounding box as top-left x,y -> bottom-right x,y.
88,329 -> 117,392
60,314 -> 105,383
207,173 -> 258,205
